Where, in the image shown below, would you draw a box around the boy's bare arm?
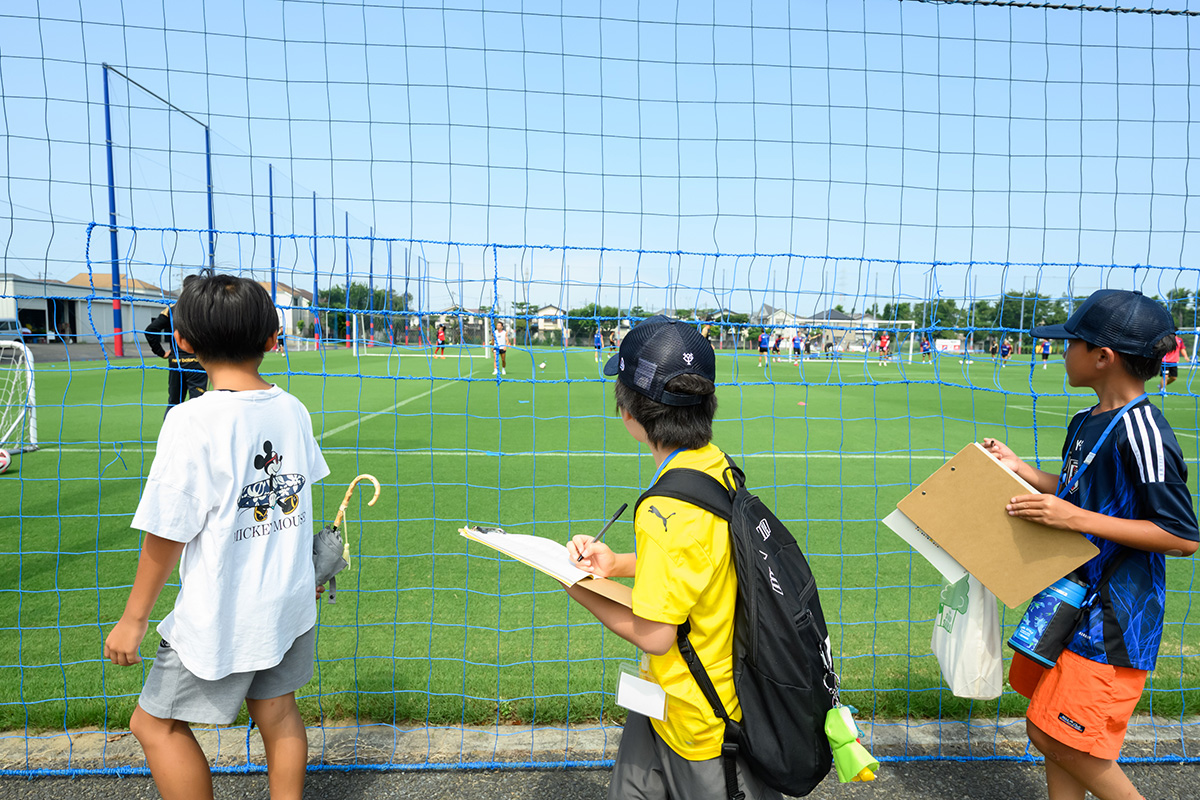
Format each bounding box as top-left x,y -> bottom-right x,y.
564,583 -> 677,655
1006,494 -> 1199,557
104,533 -> 186,666
981,438 -> 1060,494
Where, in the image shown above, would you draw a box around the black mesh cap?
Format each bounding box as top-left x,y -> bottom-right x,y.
603,316 -> 716,406
1029,289 -> 1175,357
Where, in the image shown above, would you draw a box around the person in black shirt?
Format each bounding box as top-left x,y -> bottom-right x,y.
145,276 -> 209,415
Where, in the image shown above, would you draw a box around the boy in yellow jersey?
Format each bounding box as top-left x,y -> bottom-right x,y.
565,316 -> 780,800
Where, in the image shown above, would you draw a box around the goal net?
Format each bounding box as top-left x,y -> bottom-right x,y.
0,341 -> 37,454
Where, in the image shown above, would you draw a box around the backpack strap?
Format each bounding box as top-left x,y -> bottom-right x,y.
634,454 -> 744,521
677,620 -> 744,800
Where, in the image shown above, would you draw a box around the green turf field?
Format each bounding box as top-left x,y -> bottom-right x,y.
3,343 -> 1200,732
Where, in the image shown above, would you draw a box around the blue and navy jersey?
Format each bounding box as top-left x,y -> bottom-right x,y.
1000,343 -> 1011,356
1060,400 -> 1198,670
1042,341 -> 1051,354
921,340 -> 931,353
793,336 -> 802,350
594,332 -> 602,347
758,332 -> 770,348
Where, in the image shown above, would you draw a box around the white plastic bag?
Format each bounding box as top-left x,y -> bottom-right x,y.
930,574 -> 1003,700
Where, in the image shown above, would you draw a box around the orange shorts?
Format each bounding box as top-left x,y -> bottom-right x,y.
1023,649 -> 1147,760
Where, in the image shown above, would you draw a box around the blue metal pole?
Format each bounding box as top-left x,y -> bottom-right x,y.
269,164 -> 276,304
312,192 -> 320,348
368,227 -> 375,347
102,64 -> 124,357
205,127 -> 215,269
345,212 -> 350,348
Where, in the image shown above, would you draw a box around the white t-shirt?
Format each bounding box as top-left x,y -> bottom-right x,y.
131,385 -> 330,680
495,329 -> 508,349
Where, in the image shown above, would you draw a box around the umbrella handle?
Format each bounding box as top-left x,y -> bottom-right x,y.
332,473 -> 381,531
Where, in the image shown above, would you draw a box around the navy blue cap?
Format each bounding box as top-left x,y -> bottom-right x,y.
1030,289 -> 1175,358
603,316 -> 716,406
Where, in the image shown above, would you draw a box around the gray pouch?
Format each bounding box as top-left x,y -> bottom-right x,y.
313,525 -> 349,603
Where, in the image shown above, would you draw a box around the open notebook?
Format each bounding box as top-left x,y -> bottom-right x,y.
459,526 -> 633,608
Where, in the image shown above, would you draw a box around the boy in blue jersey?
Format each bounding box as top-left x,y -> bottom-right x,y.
984,289 -> 1198,800
757,330 -> 770,366
595,330 -> 604,362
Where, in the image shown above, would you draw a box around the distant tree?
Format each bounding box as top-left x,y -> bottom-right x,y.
1165,288 -> 1195,328
316,282 -> 412,338
567,303 -> 621,341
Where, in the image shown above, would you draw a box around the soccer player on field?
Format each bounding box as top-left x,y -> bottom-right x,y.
921,337 -> 932,363
435,324 -> 447,358
493,321 -> 509,375
1158,333 -> 1187,391
985,289 -> 1197,800
757,330 -> 770,367
106,272 -> 329,800
595,329 -> 603,362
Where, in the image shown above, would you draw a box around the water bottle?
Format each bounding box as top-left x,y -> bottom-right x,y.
1007,574 -> 1088,668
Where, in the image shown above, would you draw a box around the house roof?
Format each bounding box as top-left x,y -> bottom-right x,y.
66,273 -> 163,294
258,280 -> 314,302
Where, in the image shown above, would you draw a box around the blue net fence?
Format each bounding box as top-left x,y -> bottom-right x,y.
3,0 -> 1200,776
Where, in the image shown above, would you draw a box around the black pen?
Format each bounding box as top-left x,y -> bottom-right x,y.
577,502 -> 628,561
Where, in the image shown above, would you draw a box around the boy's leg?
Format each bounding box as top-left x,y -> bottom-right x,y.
129,705 -> 214,800
246,693 -> 308,800
1028,721 -> 1143,800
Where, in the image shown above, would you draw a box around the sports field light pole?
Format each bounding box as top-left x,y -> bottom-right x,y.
102,63 -> 216,356
102,65 -> 123,357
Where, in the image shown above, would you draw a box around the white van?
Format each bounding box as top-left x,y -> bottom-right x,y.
0,319 -> 23,341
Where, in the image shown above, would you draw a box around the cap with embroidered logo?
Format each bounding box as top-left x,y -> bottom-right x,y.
1029,289 -> 1175,358
603,316 -> 715,406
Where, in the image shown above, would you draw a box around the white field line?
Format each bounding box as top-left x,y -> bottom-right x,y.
361,352 -> 492,359
42,445 -> 992,460
317,378 -> 464,441
1010,403 -> 1200,440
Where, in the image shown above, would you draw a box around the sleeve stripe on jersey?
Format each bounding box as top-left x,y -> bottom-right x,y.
1123,413 -> 1147,482
1124,406 -> 1166,483
1146,406 -> 1165,482
1132,407 -> 1161,482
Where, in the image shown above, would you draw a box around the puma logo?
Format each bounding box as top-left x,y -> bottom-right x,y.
647,505 -> 676,530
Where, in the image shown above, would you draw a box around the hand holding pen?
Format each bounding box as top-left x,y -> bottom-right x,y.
567,503 -> 628,576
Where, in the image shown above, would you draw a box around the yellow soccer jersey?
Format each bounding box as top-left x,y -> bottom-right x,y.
632,442 -> 740,761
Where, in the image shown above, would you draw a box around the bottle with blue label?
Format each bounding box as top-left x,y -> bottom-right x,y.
1007,573 -> 1088,668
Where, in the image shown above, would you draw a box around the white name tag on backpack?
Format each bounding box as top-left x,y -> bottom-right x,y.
616,661 -> 666,720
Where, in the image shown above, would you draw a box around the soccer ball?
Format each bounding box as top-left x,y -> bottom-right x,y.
0,449 -> 9,475
539,362 -> 546,370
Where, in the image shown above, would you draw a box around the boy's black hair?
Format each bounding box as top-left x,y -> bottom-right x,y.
174,271 -> 278,363
1083,333 -> 1176,382
615,373 -> 717,451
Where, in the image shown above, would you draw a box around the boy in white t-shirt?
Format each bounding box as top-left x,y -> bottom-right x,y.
104,272 -> 329,800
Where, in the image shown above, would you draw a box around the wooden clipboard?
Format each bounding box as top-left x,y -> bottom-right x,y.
896,442 -> 1098,608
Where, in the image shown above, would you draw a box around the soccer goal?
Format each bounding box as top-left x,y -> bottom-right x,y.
0,340 -> 37,453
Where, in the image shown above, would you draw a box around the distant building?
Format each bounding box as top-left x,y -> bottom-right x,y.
1,272 -> 169,347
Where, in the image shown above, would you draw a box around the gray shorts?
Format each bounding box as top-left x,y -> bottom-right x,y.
137,626 -> 315,725
608,712 -> 783,800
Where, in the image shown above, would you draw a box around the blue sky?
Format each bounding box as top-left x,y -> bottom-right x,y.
4,0 -> 1200,319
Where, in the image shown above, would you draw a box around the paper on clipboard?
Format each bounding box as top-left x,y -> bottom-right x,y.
459,526 -> 634,608
882,508 -> 968,585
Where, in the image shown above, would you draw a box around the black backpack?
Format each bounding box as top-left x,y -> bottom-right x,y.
636,455 -> 837,799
